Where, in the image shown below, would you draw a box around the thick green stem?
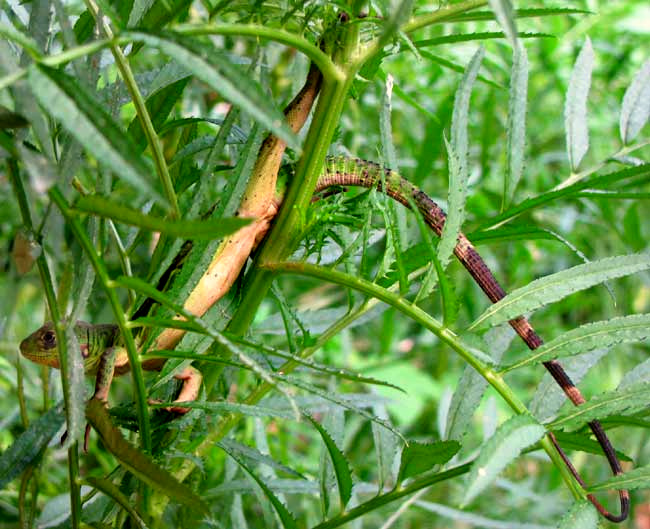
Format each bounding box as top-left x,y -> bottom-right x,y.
49,188 -> 152,455
7,161 -> 82,529
201,29 -> 358,392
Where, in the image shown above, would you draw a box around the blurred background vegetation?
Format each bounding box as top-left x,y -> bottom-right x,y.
1,1 -> 649,528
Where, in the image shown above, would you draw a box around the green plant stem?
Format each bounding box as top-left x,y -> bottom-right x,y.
48,188 -> 152,456
170,24 -> 344,82
200,27 -> 359,394
84,0 -> 179,218
264,260 -> 585,501
7,161 -> 82,529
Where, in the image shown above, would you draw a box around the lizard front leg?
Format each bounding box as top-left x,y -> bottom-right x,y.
85,345 -> 118,450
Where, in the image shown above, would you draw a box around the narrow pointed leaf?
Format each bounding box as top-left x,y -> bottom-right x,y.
504,43 -> 528,206
0,403 -> 64,488
588,463 -> 650,492
85,477 -> 150,529
549,382 -> 650,431
85,399 -> 207,512
124,31 -> 299,151
552,431 -> 632,462
565,38 -> 593,171
530,349 -> 607,421
619,357 -> 650,389
305,415 -> 353,509
470,253 -> 650,330
488,0 -> 518,46
558,501 -> 598,529
74,195 -> 250,239
503,313 -> 650,371
219,442 -> 298,529
218,439 -> 306,479
397,441 -> 460,483
620,59 -> 650,144
446,326 -> 514,441
27,65 -> 164,203
439,47 -> 484,268
463,415 -> 545,505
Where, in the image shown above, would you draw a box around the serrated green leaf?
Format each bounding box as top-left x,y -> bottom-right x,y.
419,51 -> 500,89
85,399 -> 207,512
445,326 -> 514,441
504,43 -> 528,206
149,399 -> 295,420
470,253 -> 650,330
397,441 -> 460,482
127,76 -> 190,153
549,382 -> 650,432
414,31 -> 552,48
74,195 -> 250,239
439,47 -> 484,268
219,442 -> 298,529
306,415 -> 353,509
277,373 -> 405,441
530,349 -> 607,422
488,0 -> 518,46
503,314 -> 650,372
477,164 -> 650,230
620,59 -> 650,144
27,65 -> 164,204
447,8 -> 591,23
588,463 -> 650,492
463,415 -> 545,505
557,500 -> 598,529
565,38 -> 593,171
0,403 -> 64,488
85,476 -> 150,529
124,31 -> 299,151
552,431 -> 632,462
218,439 -> 306,479
467,224 -> 555,244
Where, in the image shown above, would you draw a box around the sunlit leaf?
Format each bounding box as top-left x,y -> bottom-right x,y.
620,59 -> 650,144
470,253 -> 650,330
488,0 -> 518,46
588,463 -> 650,492
503,313 -> 650,371
463,415 -> 545,505
439,47 -> 484,268
549,382 -> 650,431
558,501 -> 598,529
504,43 -> 528,206
565,38 -> 593,171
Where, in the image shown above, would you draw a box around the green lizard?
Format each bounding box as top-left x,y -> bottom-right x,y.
19,320 -> 201,413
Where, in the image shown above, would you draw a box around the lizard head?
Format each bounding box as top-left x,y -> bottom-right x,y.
19,321 -> 97,370
20,322 -> 62,368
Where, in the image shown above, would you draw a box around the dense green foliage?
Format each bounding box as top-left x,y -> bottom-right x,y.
1,1 -> 649,528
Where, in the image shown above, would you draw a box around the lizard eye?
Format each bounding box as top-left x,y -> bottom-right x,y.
42,330 -> 57,349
